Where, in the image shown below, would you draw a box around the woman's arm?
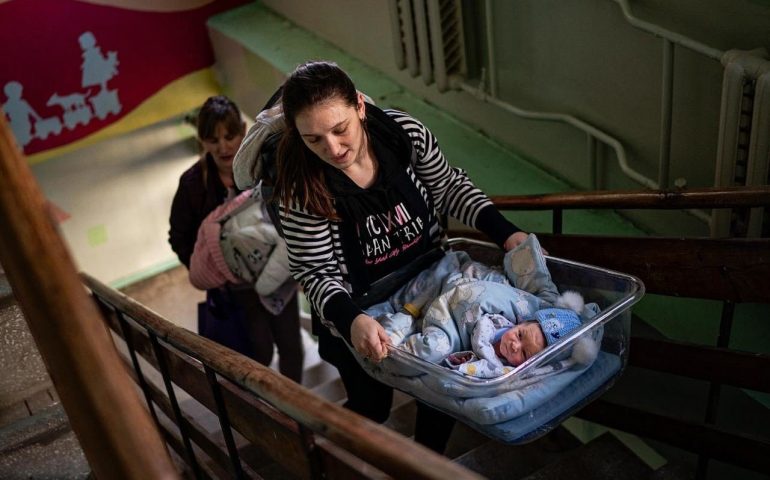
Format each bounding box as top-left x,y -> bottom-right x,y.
278,202 -> 363,341
388,110 -> 522,247
168,179 -> 199,268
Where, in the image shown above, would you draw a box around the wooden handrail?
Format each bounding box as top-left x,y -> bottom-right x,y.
81,272 -> 484,480
449,231 -> 770,302
0,114 -> 178,478
629,337 -> 770,392
490,185 -> 770,210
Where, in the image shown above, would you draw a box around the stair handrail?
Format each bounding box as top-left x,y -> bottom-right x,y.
489,185 -> 770,235
81,272 -> 484,480
0,114 -> 179,479
490,185 -> 770,210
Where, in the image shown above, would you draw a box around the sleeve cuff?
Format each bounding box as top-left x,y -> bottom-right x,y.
322,291 -> 365,343
475,205 -> 522,247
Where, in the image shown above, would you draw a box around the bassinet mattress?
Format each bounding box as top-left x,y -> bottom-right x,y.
476,351 -> 620,443
356,348 -> 620,443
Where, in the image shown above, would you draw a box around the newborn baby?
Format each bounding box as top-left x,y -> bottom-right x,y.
368,234 -> 599,378
440,293 -> 586,377
493,301 -> 583,366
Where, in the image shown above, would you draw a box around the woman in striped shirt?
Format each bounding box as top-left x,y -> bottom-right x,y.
273,61 -> 529,453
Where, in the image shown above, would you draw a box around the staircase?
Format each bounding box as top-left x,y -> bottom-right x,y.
1,262 -> 690,479
111,265 -> 689,479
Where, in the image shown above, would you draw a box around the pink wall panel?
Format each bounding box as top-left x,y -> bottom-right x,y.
0,0 -> 248,155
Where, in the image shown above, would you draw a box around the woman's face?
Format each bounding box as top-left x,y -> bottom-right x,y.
200,121 -> 245,174
294,94 -> 367,172
498,322 -> 546,366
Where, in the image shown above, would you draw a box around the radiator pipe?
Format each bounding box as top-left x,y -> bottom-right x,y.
746,72 -> 770,237
401,0 -> 420,77
387,0 -> 406,70
588,135 -> 599,190
612,0 -> 722,60
458,81 -> 658,189
458,81 -> 714,223
427,0 -> 449,91
712,62 -> 745,237
658,39 -> 674,189
484,0 -> 498,97
414,0 -> 434,85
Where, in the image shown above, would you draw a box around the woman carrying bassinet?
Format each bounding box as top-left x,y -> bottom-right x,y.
265,61 -> 529,454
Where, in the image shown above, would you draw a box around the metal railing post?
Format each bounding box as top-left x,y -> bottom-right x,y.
204,366 -> 245,479
149,332 -> 203,480
114,308 -> 161,427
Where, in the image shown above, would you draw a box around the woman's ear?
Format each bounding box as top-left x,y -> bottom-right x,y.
357,93 -> 366,121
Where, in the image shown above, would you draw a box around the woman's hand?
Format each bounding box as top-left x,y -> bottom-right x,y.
351,314 -> 390,363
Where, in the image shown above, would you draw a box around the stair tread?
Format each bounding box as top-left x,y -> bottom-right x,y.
310,377 -> 347,403
649,461 -> 694,480
453,425 -> 582,479
384,397 -> 417,438
521,432 -> 652,480
0,403 -> 90,479
301,359 -> 338,390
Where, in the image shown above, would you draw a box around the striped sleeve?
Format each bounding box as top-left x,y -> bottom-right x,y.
277,201 -> 362,338
387,109 -> 491,225
387,109 -> 521,245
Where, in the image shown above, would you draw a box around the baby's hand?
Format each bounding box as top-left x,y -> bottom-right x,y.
503,231 -> 529,251
504,232 -> 549,255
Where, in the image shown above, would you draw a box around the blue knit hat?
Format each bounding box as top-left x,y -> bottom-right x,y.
533,308 -> 582,345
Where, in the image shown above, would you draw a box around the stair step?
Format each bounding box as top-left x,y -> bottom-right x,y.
521,432 -> 652,480
301,359 -> 338,390
649,461 -> 694,480
0,296 -> 55,429
310,377 -> 347,403
238,443 -> 301,480
384,396 -> 417,438
0,404 -> 90,479
446,421 -> 504,459
453,425 -> 582,479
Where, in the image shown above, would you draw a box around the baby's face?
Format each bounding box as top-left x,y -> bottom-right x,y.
498,322 -> 546,366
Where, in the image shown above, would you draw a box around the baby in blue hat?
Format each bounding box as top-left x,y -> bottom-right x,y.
369,234 -> 599,377
492,302 -> 583,366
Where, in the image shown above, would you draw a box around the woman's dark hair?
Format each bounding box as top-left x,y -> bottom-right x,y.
274,61 -> 359,219
196,95 -> 242,141
195,95 -> 242,188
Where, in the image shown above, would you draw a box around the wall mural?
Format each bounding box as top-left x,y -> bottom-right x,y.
4,31 -> 121,148
0,0 -> 248,155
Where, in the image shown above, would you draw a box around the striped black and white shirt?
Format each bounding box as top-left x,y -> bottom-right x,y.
278,109 -> 519,339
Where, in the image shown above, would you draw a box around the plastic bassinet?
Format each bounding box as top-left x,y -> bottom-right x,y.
350,237 -> 645,444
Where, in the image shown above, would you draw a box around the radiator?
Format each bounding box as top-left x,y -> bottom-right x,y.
713,48 -> 770,237
388,0 -> 467,91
